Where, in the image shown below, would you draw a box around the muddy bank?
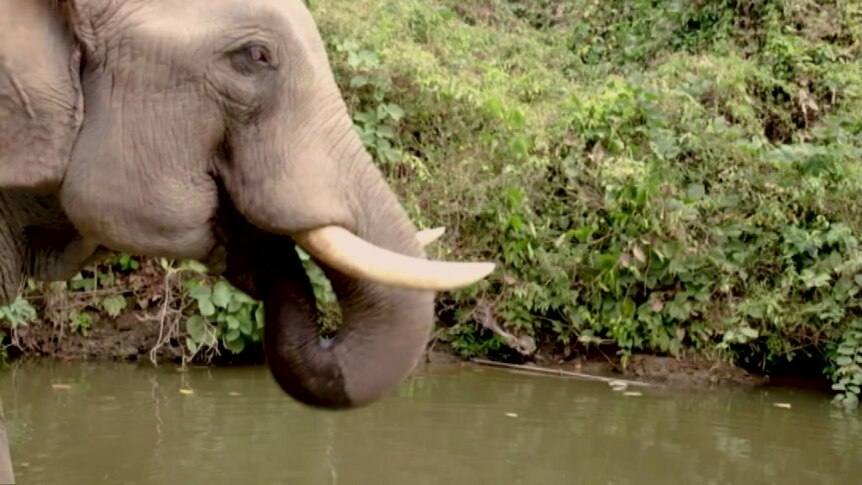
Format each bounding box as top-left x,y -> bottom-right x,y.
3,311 -> 263,367
423,344 -> 776,390
4,312 -> 831,393
8,312 -> 179,362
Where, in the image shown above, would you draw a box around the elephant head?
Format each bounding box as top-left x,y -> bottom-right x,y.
0,0 -> 494,408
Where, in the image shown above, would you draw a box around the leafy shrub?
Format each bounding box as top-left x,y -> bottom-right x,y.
184,278 -> 264,355
0,297 -> 37,330
830,318 -> 862,407
312,0 -> 862,405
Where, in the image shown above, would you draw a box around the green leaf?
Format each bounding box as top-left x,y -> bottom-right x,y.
232,291 -> 256,305
387,103 -> 405,121
212,280 -> 232,309
739,327 -> 759,339
179,260 -> 209,274
597,253 -> 618,271
101,295 -> 128,318
621,298 -> 637,319
187,340 -> 199,354
197,299 -> 216,317
239,313 -> 253,335
189,285 -> 212,301
228,297 -> 245,313
0,297 -> 36,329
376,125 -> 396,139
687,183 -> 706,201
254,305 -> 265,326
203,330 -> 218,347
71,276 -> 96,292
835,356 -> 854,366
226,315 -> 241,331
801,270 -> 832,289
349,75 -> 369,88
98,272 -> 114,286
295,247 -> 311,261
224,336 -> 245,354
508,136 -> 530,159
837,346 -> 857,355
186,315 -> 207,342
225,329 -> 241,342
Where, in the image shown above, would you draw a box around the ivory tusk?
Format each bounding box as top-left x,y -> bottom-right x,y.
294,226 -> 494,291
416,227 -> 446,247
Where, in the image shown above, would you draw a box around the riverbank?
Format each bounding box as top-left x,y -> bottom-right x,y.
7,310 -> 831,394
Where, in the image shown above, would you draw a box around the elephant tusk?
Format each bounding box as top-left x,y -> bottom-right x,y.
294,226 -> 495,291
416,227 -> 446,247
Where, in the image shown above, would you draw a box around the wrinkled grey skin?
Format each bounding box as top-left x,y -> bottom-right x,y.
1,0 -> 439,481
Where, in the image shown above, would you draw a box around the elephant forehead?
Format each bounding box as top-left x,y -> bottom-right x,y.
119,0 -> 309,45
103,0 -> 329,79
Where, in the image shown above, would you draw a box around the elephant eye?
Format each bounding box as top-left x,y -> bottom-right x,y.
229,44 -> 275,75
246,45 -> 271,66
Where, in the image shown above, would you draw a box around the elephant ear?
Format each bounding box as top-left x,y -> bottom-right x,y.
0,0 -> 83,193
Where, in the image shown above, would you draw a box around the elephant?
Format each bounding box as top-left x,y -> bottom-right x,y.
0,0 -> 494,481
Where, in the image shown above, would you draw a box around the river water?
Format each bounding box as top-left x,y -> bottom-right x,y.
1,360 -> 860,484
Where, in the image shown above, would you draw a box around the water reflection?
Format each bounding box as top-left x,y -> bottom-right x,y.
1,360 -> 860,484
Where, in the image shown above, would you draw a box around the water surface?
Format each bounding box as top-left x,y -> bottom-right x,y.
1,360 -> 860,484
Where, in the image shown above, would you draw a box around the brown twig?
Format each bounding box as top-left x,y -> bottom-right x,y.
470,358 -> 658,387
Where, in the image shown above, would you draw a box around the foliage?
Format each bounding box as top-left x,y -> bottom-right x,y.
332,39 -> 407,166
309,0 -> 862,403
69,312 -> 93,337
0,297 -> 37,329
0,245 -> 339,368
830,318 -> 862,408
296,248 -> 342,332
183,278 -> 264,356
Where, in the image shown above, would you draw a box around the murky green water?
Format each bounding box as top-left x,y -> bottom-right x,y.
1,360 -> 861,484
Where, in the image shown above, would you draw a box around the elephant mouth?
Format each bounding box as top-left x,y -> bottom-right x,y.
211,206 -> 493,296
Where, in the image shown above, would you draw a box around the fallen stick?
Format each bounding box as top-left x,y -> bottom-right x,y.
470,358 -> 658,388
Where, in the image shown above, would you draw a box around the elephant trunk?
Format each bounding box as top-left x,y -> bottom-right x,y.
217,87 -> 491,407
221,160 -> 436,408
271,200 -> 435,407
263,241 -> 434,408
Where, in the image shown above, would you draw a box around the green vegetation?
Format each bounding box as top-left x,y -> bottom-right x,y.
184,277 -> 264,356
313,0 -> 862,406
2,0 -> 862,407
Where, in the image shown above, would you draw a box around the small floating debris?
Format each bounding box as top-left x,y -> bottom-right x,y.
51,384 -> 72,390
623,392 -> 643,397
179,389 -> 194,395
609,381 -> 629,392
505,412 -> 518,418
229,392 -> 241,397
772,402 -> 792,410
